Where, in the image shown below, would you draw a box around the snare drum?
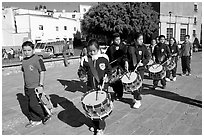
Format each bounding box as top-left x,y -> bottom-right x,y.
121,71 -> 142,93
166,58 -> 176,71
81,89 -> 113,119
148,64 -> 166,80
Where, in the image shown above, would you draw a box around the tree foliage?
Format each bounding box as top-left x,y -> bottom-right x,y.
81,2 -> 159,41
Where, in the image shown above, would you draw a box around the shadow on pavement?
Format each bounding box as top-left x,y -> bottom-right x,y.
16,93 -> 30,121
141,87 -> 202,108
57,79 -> 87,93
49,94 -> 93,128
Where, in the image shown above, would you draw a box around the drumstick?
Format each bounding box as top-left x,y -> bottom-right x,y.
96,74 -> 107,101
133,60 -> 142,72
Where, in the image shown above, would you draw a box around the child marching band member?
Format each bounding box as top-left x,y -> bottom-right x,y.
78,39 -> 112,135
125,33 -> 151,109
152,35 -> 171,89
106,33 -> 128,100
166,37 -> 180,81
21,41 -> 50,128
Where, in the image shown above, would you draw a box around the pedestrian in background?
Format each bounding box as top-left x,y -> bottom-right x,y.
62,39 -> 70,67
68,38 -> 74,56
180,35 -> 193,76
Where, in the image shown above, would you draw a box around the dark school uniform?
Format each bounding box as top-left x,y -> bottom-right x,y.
166,43 -> 180,78
105,42 -> 128,99
152,43 -> 171,87
127,43 -> 151,100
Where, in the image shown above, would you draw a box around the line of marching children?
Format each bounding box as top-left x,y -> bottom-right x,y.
20,33 -> 192,135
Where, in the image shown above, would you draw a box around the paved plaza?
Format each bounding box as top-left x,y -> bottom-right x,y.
2,52 -> 202,135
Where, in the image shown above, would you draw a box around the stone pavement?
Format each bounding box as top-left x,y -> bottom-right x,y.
2,52 -> 202,135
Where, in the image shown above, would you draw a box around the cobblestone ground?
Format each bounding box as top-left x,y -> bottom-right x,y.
2,52 -> 202,135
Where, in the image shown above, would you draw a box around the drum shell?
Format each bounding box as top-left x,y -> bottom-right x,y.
121,72 -> 142,93
149,64 -> 166,80
81,90 -> 113,119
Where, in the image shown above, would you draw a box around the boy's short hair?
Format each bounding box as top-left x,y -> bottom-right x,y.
185,35 -> 190,39
87,39 -> 99,49
113,33 -> 120,39
22,41 -> 35,49
159,35 -> 165,40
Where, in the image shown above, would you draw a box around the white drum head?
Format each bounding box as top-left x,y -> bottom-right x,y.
121,72 -> 137,83
149,64 -> 163,73
82,90 -> 106,106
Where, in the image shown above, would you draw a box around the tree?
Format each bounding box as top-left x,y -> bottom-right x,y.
81,2 -> 159,42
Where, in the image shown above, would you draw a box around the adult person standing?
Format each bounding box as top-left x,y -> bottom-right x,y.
180,35 -> 193,76
106,33 -> 128,100
152,35 -> 171,89
68,38 -> 74,56
125,33 -> 151,109
62,39 -> 70,67
165,37 -> 180,81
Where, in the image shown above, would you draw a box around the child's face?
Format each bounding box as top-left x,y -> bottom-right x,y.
137,35 -> 143,45
114,37 -> 121,45
23,46 -> 34,57
87,44 -> 99,56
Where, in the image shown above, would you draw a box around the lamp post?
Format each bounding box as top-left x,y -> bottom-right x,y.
169,11 -> 172,39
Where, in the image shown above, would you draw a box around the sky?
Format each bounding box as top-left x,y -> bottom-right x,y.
2,1 -> 98,12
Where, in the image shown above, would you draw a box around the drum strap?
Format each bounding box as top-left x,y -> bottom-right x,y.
88,57 -> 100,83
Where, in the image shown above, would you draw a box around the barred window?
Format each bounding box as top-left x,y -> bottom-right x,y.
180,29 -> 186,41
39,25 -> 43,30
167,28 -> 173,40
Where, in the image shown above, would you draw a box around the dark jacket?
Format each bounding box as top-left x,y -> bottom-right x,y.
78,53 -> 112,89
105,42 -> 128,69
127,43 -> 151,71
153,43 -> 171,64
168,43 -> 180,62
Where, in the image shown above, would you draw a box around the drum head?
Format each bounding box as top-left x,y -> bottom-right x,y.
121,72 -> 137,83
82,90 -> 107,106
149,64 -> 163,73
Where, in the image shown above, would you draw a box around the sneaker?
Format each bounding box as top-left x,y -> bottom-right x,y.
89,127 -> 95,132
186,73 -> 191,76
181,73 -> 186,76
172,77 -> 177,81
25,121 -> 42,128
132,100 -> 141,109
96,129 -> 104,135
165,78 -> 171,82
42,115 -> 51,125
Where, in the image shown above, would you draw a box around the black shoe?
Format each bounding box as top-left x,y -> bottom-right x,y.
152,85 -> 157,90
162,85 -> 166,89
42,115 -> 51,125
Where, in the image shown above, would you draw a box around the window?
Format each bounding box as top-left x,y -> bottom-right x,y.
180,29 -> 186,41
72,14 -> 75,18
56,26 -> 59,31
194,17 -> 197,25
167,28 -> 173,40
84,8 -> 86,12
194,3 -> 198,12
64,26 -> 67,30
39,25 -> 43,30
193,30 -> 196,37
74,27 -> 76,31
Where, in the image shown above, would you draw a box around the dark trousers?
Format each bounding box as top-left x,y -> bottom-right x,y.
166,61 -> 178,78
24,87 -> 45,121
111,80 -> 123,98
153,77 -> 166,87
181,56 -> 191,74
132,69 -> 144,100
92,118 -> 106,131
